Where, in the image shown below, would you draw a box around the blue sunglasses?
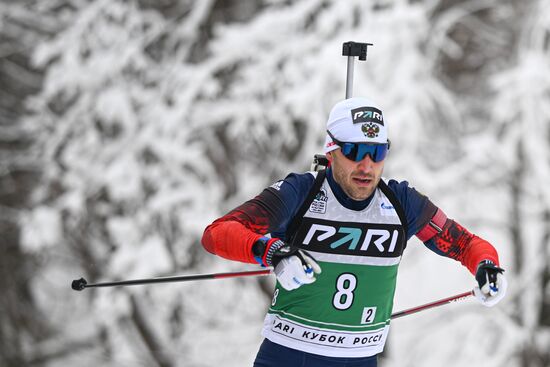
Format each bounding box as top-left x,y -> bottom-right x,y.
327,130 -> 390,163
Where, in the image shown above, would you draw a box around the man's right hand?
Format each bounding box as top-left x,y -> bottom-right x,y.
252,237 -> 321,290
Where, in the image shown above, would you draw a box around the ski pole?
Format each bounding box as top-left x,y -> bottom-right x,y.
390,290 -> 474,319
71,269 -> 272,291
342,41 -> 373,98
72,271 -> 473,319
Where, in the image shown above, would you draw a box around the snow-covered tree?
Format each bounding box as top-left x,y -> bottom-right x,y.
14,0 -> 548,366
0,1 -> 56,365
485,1 -> 550,365
387,1 -> 550,366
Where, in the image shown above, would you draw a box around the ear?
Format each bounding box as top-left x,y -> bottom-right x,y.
326,151 -> 334,163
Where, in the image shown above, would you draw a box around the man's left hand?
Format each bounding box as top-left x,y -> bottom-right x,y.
473,260 -> 507,307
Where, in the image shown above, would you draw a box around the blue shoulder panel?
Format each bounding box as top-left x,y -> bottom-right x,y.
265,172 -> 315,238
386,179 -> 437,240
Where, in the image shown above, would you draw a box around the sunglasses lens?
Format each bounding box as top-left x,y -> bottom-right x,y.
340,143 -> 358,160
341,143 -> 388,162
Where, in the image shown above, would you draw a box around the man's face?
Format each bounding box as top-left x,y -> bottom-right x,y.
328,148 -> 385,201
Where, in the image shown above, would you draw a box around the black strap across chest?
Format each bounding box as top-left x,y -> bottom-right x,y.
285,169 -> 326,244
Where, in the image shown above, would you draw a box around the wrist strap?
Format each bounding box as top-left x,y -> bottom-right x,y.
253,236 -> 269,266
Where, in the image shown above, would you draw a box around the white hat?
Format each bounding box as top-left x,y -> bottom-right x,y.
324,97 -> 388,153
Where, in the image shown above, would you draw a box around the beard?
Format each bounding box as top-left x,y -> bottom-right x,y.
331,159 -> 381,201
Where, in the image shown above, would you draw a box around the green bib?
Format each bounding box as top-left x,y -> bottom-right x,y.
261,176 -> 406,358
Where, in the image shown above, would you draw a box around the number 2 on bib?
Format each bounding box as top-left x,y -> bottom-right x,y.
332,273 -> 357,310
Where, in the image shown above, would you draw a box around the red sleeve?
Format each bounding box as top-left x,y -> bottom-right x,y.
421,218 -> 500,274
462,236 -> 500,274
202,220 -> 262,264
201,195 -> 273,264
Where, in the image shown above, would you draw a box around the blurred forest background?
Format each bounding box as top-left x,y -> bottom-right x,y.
1,0 -> 549,366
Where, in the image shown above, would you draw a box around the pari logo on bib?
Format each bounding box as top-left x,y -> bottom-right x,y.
324,97 -> 389,154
